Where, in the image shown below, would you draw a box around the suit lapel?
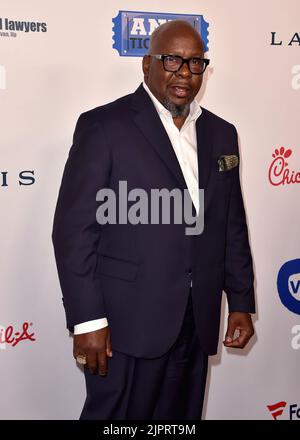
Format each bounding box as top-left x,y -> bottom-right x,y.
131,84 -> 187,190
130,85 -> 215,213
196,110 -> 213,192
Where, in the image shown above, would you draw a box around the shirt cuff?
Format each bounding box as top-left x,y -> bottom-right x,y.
74,318 -> 108,334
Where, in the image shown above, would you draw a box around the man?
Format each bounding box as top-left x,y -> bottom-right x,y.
52,20 -> 255,420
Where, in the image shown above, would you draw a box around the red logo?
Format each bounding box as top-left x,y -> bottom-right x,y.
267,401 -> 287,419
268,147 -> 300,186
0,322 -> 36,348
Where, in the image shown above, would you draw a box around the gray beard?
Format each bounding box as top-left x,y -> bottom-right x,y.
163,97 -> 190,118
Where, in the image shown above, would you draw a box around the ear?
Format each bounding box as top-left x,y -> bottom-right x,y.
142,55 -> 151,78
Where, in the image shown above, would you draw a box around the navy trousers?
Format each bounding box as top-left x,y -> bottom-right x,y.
80,290 -> 208,420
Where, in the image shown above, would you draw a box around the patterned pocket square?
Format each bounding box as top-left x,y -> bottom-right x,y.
218,154 -> 239,171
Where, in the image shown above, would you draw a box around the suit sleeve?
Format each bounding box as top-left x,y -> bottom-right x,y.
52,114 -> 112,332
224,125 -> 256,313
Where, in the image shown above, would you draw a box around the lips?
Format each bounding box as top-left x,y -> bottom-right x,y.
169,84 -> 191,99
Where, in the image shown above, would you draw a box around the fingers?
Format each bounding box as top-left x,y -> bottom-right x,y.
224,320 -> 235,345
224,327 -> 250,348
75,349 -> 108,376
97,349 -> 108,376
106,328 -> 113,358
87,351 -> 98,375
79,348 -> 109,376
73,327 -> 112,376
223,312 -> 254,349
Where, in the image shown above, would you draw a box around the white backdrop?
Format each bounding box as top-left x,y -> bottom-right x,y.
1,0 -> 299,420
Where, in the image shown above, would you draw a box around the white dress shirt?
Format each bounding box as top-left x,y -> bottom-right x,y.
74,82 -> 201,334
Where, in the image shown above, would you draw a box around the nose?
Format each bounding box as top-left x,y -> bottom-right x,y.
175,60 -> 192,78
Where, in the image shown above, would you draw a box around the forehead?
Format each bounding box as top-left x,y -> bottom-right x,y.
152,29 -> 203,56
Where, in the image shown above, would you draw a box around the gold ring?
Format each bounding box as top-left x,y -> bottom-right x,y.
76,354 -> 87,365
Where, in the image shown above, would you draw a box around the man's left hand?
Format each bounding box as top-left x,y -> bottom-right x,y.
223,312 -> 254,349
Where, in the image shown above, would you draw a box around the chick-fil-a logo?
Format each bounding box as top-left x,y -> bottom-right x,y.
0,322 -> 36,349
268,147 -> 300,186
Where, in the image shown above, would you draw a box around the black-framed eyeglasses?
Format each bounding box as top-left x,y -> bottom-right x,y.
150,54 -> 210,75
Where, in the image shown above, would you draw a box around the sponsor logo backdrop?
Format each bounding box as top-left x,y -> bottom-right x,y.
0,0 -> 299,419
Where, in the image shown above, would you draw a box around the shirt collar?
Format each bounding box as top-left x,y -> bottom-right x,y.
142,81 -> 202,122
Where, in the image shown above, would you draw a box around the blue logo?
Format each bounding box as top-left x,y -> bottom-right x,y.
277,259 -> 300,315
112,11 -> 209,57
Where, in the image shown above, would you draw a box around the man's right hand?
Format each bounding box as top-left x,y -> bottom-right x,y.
73,327 -> 112,376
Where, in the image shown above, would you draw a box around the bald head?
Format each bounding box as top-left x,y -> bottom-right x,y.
149,20 -> 203,55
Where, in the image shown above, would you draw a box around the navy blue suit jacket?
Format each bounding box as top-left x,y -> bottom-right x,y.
52,84 -> 255,357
